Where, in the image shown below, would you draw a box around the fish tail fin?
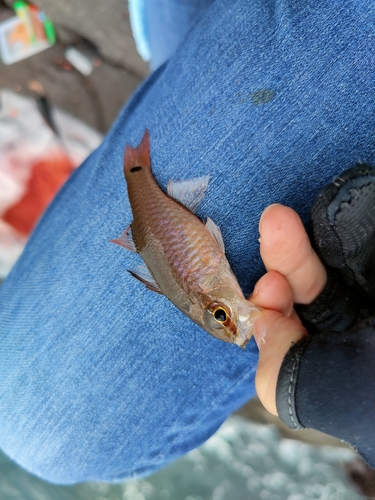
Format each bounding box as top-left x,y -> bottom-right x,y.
124,129 -> 151,176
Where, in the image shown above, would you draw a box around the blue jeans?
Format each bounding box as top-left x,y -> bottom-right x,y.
1,0 -> 374,485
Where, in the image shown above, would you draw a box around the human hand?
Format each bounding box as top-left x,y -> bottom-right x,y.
248,166 -> 375,468
250,203 -> 327,415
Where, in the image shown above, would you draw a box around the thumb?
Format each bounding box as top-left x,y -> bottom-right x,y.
254,310 -> 307,415
252,272 -> 307,415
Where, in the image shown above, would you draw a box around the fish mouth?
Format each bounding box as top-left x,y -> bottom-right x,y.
233,302 -> 263,348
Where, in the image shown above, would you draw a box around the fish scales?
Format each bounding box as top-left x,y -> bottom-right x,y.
128,166 -> 223,296
115,130 -> 262,347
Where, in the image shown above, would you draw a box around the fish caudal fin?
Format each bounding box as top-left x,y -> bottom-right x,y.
124,130 -> 151,176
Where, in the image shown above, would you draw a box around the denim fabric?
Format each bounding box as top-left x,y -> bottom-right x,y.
1,0 -> 375,485
145,0 -> 215,69
128,0 -> 214,66
128,0 -> 151,61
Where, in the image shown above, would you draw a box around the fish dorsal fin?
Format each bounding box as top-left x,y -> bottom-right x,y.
128,265 -> 163,294
167,175 -> 210,213
205,217 -> 225,252
111,224 -> 137,252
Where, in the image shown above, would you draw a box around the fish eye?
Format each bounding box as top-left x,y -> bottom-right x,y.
214,308 -> 227,323
203,303 -> 233,332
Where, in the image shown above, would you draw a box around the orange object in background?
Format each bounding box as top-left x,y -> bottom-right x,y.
0,89 -> 102,279
3,150 -> 74,236
8,21 -> 30,46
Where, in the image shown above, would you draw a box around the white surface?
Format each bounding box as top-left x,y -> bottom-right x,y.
0,16 -> 51,65
0,89 -> 103,279
65,46 -> 93,76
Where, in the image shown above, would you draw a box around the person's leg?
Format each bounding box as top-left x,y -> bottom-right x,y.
129,0 -> 215,70
145,0 -> 216,70
1,0 -> 375,485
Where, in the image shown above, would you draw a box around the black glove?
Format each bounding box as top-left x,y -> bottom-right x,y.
277,320 -> 375,467
276,164 -> 375,467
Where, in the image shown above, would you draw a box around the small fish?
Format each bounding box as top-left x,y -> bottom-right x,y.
112,130 -> 262,348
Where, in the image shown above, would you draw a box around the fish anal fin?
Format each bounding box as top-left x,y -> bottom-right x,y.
167,175 -> 210,213
124,130 -> 151,175
205,217 -> 225,253
128,265 -> 163,294
110,224 -> 137,252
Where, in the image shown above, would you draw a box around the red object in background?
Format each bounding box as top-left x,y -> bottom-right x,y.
28,4 -> 47,41
3,150 -> 74,236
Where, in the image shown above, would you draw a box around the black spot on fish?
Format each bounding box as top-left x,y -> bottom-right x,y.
250,89 -> 276,105
130,166 -> 142,173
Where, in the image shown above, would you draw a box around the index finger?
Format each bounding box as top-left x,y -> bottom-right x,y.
259,204 -> 327,305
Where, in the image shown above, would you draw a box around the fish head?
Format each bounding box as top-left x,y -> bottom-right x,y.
202,292 -> 262,348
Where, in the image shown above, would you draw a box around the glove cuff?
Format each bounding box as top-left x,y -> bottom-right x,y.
276,336 -> 310,429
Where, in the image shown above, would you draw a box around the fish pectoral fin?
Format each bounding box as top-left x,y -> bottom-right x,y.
205,217 -> 225,253
110,224 -> 137,252
128,265 -> 163,294
167,175 -> 210,213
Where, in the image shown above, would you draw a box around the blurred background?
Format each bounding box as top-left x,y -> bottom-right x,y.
0,1 -> 374,498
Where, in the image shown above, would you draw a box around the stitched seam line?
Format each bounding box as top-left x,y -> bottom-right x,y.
287,356 -> 299,428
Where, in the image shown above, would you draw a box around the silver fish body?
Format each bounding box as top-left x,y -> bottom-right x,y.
113,130 -> 261,347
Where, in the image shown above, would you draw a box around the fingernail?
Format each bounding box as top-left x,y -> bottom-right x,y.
253,275 -> 265,296
253,281 -> 260,296
258,203 -> 281,233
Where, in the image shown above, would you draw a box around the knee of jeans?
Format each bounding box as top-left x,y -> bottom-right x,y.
2,433 -> 143,485
0,405 -> 137,484
0,393 -> 209,485
0,397 -> 226,484
1,430 -> 104,484
1,424 -> 201,485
